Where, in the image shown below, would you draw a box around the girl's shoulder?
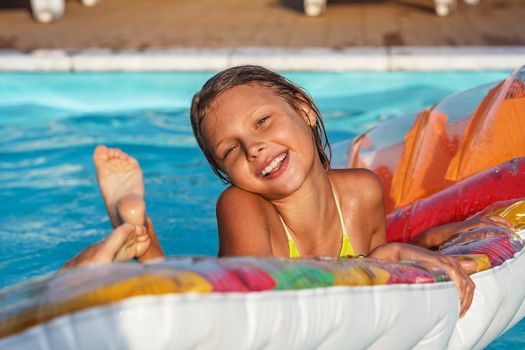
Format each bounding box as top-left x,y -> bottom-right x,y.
329,168 -> 387,249
217,186 -> 273,212
329,167 -> 383,191
217,186 -> 275,226
216,186 -> 277,256
328,168 -> 384,208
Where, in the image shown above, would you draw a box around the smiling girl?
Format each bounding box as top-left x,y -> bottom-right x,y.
67,65 -> 483,315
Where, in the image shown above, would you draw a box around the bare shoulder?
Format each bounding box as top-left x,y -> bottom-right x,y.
329,168 -> 387,250
216,186 -> 274,256
329,168 -> 383,208
217,186 -> 274,221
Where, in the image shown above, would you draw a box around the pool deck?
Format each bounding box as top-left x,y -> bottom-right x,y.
0,0 -> 524,71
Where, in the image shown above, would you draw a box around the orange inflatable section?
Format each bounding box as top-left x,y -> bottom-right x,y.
446,75 -> 525,182
350,66 -> 525,212
390,110 -> 456,209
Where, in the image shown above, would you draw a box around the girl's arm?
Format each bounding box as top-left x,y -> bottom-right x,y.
411,222 -> 466,249
366,172 -> 388,251
216,187 -> 274,256
357,170 -> 474,316
411,215 -> 514,249
345,168 -> 387,252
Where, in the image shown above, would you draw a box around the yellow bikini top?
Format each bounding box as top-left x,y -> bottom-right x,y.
278,182 -> 355,258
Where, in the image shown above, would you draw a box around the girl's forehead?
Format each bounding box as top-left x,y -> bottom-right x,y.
207,84 -> 287,120
213,84 -> 277,107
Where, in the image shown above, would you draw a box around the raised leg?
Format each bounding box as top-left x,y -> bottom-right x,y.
94,145 -> 164,261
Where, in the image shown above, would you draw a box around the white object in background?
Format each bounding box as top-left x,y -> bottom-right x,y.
433,0 -> 457,16
29,0 -> 64,23
80,0 -> 102,7
304,0 -> 327,17
434,0 -> 480,16
305,0 -> 479,17
30,0 -> 103,23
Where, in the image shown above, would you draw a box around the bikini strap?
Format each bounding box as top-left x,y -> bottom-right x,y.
279,214 -> 301,257
280,181 -> 349,258
278,214 -> 294,241
329,181 -> 350,238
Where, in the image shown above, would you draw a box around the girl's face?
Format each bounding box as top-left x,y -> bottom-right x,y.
201,84 -> 320,200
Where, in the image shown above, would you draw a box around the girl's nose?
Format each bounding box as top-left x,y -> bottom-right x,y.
246,141 -> 265,161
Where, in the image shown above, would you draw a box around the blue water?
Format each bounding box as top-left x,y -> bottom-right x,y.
0,71 -> 522,347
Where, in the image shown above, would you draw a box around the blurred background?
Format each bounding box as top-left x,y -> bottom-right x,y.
0,0 -> 524,48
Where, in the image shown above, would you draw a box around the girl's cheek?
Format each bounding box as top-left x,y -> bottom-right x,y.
222,163 -> 232,177
223,159 -> 239,178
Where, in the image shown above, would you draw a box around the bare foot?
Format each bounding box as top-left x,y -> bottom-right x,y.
93,145 -> 146,227
63,223 -> 150,268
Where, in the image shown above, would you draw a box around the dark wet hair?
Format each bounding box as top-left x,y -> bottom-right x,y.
190,65 -> 331,184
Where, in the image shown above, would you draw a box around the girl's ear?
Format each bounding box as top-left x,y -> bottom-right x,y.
297,100 -> 317,127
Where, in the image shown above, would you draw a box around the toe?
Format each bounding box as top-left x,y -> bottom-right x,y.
93,145 -> 109,163
115,148 -> 124,158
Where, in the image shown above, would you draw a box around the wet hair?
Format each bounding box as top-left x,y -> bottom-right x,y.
190,65 -> 331,184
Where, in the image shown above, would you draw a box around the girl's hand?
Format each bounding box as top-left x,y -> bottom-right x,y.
63,223 -> 150,269
407,248 -> 476,318
370,243 -> 475,317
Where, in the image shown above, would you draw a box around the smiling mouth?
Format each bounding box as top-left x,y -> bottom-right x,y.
261,153 -> 287,177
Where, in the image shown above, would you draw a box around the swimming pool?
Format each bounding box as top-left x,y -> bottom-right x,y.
0,70 -> 521,348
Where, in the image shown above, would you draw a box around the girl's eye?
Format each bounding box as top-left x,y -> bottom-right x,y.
224,145 -> 237,159
256,116 -> 269,128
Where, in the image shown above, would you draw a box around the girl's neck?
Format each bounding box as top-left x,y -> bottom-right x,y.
271,163 -> 339,252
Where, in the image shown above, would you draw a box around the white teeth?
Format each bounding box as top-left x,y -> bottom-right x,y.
261,153 -> 286,176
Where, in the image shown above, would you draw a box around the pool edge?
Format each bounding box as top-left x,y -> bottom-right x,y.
0,47 -> 524,72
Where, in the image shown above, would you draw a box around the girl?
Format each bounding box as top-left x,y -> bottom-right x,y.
67,65 -> 500,316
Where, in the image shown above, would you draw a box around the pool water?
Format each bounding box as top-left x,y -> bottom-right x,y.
0,71 -> 521,347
